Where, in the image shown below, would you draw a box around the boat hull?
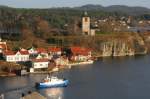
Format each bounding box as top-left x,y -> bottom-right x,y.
36,80 -> 69,89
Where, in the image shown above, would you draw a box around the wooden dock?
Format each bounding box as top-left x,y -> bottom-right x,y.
21,92 -> 46,99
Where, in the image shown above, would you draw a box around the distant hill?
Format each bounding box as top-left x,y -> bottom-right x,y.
0,4 -> 150,16
75,4 -> 150,15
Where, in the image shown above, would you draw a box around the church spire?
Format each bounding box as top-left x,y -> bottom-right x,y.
84,11 -> 88,16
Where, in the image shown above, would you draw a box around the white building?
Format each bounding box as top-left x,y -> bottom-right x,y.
82,12 -> 91,35
48,47 -> 61,56
82,12 -> 95,36
36,48 -> 48,58
3,50 -> 29,62
32,58 -> 49,69
70,47 -> 92,62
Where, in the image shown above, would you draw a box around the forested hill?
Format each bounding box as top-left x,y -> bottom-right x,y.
0,5 -> 150,50
1,4 -> 150,16
0,4 -> 150,40
75,4 -> 150,15
0,4 -> 150,32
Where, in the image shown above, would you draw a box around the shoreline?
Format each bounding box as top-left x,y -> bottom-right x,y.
0,54 -> 149,77
0,72 -> 16,77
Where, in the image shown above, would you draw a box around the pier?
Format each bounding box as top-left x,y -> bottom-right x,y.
21,92 -> 46,99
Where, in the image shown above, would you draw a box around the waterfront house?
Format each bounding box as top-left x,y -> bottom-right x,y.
36,54 -> 44,59
70,47 -> 92,62
47,47 -> 62,60
31,58 -> 49,69
36,48 -> 48,58
3,50 -> 14,62
48,47 -> 61,55
3,50 -> 29,62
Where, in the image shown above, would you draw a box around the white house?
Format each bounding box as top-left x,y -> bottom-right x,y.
3,50 -> 29,62
36,48 -> 48,58
48,47 -> 61,56
32,58 -> 49,69
70,47 -> 92,62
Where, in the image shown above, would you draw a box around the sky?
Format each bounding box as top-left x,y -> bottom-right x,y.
0,0 -> 150,8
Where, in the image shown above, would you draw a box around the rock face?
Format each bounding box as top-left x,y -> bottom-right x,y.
141,32 -> 150,53
100,41 -> 135,57
92,33 -> 147,57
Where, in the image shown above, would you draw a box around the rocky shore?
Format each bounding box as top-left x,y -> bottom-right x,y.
91,33 -> 148,57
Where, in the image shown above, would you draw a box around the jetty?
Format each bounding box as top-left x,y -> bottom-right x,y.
21,92 -> 46,99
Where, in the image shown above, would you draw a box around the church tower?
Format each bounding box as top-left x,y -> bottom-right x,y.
82,11 -> 90,35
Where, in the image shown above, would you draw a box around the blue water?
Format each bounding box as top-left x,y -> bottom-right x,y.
0,55 -> 150,99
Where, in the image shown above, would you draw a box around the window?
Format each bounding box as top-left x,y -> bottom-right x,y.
40,64 -> 43,66
21,57 -> 24,61
84,32 -> 88,35
85,17 -> 88,22
7,57 -> 11,61
15,57 -> 19,61
34,64 -> 37,67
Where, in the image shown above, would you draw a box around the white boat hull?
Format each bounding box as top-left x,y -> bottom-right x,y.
36,79 -> 69,88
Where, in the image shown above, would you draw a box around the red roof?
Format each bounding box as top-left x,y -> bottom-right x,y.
19,50 -> 29,55
4,50 -> 29,56
32,58 -> 49,62
71,47 -> 91,56
36,48 -> 47,53
48,47 -> 61,52
3,50 -> 15,55
0,44 -> 7,49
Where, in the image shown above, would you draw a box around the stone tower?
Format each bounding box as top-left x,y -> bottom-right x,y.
82,11 -> 90,35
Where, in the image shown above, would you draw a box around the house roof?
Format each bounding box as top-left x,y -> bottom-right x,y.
71,47 -> 91,56
3,50 -> 15,55
48,47 -> 61,52
19,50 -> 29,55
4,50 -> 29,56
36,48 -> 47,53
32,58 -> 49,62
0,44 -> 7,49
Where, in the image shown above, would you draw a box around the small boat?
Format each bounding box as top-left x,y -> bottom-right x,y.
36,75 -> 69,88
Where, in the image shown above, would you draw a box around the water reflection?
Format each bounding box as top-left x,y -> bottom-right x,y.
1,55 -> 150,99
40,88 -> 64,99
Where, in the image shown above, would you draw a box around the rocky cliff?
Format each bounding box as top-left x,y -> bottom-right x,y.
91,33 -> 147,57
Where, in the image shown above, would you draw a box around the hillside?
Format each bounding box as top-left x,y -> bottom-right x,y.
0,4 -> 150,52
75,4 -> 150,16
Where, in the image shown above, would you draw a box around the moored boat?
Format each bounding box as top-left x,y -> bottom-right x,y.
36,75 -> 69,88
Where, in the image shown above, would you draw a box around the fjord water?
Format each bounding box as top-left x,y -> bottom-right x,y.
1,55 -> 150,99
